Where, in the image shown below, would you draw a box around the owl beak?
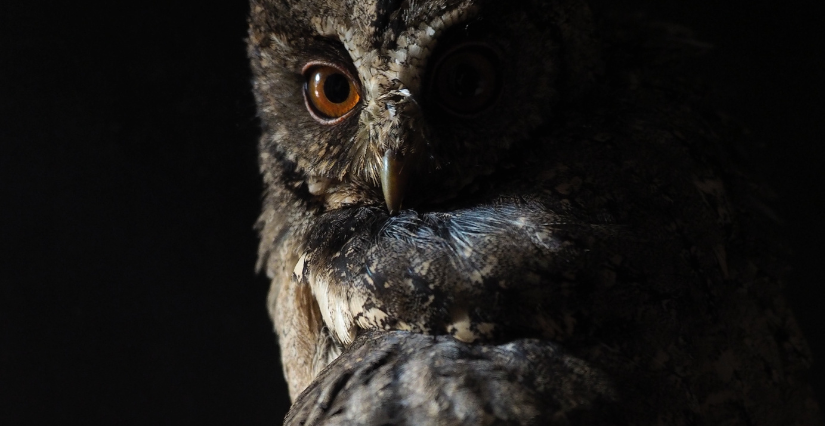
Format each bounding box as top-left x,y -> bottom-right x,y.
381,149 -> 410,215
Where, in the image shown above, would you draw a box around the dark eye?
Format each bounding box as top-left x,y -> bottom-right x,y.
431,45 -> 501,116
304,65 -> 361,122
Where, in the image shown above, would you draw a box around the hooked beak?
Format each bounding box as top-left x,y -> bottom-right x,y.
381,149 -> 411,215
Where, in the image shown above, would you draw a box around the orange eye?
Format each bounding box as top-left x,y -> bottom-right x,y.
304,65 -> 361,121
432,45 -> 501,116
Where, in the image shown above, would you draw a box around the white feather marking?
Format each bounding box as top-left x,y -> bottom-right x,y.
293,253 -> 307,282
449,309 -> 477,343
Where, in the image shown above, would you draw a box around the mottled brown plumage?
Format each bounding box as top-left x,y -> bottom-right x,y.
247,0 -> 823,424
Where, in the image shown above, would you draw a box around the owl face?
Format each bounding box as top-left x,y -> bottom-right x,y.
249,0 -> 596,213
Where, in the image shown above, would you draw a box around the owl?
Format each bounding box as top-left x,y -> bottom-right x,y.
247,0 -> 822,424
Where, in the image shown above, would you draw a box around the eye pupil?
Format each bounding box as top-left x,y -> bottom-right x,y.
449,63 -> 482,98
324,73 -> 351,104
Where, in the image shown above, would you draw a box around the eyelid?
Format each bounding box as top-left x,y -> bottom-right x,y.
301,61 -> 360,84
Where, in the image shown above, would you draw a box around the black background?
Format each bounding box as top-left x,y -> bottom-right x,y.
2,0 -> 823,424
